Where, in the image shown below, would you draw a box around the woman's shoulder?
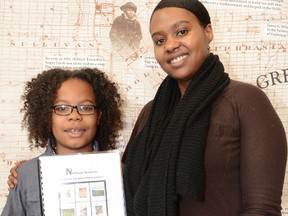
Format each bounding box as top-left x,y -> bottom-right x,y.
222,79 -> 270,103
225,79 -> 264,94
140,100 -> 153,115
121,100 -> 153,163
218,79 -> 278,119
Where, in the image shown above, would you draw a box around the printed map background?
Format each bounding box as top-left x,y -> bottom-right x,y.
0,0 -> 288,213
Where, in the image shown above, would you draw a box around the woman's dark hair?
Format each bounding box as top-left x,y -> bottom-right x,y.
21,68 -> 123,150
150,0 -> 211,28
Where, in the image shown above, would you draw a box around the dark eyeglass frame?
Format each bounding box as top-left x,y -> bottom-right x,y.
52,105 -> 98,116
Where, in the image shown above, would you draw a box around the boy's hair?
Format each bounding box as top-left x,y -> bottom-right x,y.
22,68 -> 123,150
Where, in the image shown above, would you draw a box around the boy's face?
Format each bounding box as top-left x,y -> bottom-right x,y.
124,8 -> 136,19
52,78 -> 101,154
150,7 -> 213,93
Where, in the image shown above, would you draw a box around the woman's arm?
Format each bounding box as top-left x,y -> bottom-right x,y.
7,160 -> 25,190
238,84 -> 287,215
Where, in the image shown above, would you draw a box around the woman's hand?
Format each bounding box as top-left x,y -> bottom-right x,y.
7,160 -> 25,190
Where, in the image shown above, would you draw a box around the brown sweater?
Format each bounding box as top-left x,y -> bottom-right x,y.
123,80 -> 287,216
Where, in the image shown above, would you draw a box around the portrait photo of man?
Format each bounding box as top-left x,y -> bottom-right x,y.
109,2 -> 143,57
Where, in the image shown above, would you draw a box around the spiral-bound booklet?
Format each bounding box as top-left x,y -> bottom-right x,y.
38,151 -> 126,216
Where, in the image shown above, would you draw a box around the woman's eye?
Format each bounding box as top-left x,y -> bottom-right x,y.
177,29 -> 188,36
155,38 -> 165,45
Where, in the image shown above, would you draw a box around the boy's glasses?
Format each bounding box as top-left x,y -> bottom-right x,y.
52,105 -> 97,116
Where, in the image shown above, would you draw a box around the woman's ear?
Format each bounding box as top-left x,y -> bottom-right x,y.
205,24 -> 214,43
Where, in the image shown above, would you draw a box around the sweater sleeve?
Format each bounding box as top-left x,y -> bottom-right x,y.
235,83 -> 287,215
1,175 -> 27,216
1,158 -> 42,216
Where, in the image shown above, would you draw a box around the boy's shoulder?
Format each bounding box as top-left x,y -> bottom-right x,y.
18,157 -> 40,173
17,150 -> 49,176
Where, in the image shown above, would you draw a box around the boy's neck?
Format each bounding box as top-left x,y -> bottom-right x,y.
55,145 -> 94,155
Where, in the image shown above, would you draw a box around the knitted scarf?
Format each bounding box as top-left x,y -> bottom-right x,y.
124,54 -> 230,216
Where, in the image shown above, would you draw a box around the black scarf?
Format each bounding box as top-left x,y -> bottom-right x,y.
124,54 -> 230,216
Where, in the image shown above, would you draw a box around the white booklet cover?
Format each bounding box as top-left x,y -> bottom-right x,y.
38,151 -> 126,216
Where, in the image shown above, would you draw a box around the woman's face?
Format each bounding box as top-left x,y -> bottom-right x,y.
150,7 -> 213,94
52,79 -> 101,154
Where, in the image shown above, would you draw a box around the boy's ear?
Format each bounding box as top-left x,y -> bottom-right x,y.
97,111 -> 102,125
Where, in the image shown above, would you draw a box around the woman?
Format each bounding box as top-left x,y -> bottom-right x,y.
123,0 -> 287,215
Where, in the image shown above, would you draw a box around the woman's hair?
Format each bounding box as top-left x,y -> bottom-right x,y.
150,0 -> 211,28
21,68 -> 123,150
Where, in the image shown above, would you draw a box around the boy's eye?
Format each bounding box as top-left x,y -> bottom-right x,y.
80,105 -> 94,111
56,105 -> 68,111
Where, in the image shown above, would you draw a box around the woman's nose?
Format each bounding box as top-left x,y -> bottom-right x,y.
164,37 -> 180,53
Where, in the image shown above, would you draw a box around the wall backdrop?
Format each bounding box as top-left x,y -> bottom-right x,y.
0,0 -> 288,213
